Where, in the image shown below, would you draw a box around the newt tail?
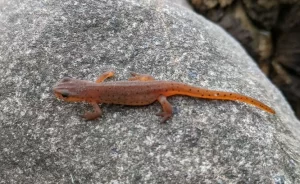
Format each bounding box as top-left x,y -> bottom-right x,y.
159,83 -> 275,114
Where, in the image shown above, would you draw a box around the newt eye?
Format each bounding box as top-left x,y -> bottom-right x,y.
61,92 -> 69,98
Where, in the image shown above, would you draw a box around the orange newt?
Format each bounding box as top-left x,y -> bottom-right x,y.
53,71 -> 275,122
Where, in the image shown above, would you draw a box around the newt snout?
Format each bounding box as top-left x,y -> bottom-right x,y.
53,77 -> 86,102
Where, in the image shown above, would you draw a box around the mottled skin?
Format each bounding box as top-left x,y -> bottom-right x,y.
53,71 -> 275,122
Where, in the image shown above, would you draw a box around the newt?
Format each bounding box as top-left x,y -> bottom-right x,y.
53,71 -> 275,122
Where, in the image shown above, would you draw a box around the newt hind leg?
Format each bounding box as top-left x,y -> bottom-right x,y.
128,72 -> 155,81
157,95 -> 173,123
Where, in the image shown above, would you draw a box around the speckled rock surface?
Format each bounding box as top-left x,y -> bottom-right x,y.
0,0 -> 299,183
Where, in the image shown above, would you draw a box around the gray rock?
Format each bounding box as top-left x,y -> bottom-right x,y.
0,0 -> 299,183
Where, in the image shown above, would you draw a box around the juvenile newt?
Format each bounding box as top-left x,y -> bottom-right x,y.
53,71 -> 275,122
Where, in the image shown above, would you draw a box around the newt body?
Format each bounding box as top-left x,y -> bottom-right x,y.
53,71 -> 275,122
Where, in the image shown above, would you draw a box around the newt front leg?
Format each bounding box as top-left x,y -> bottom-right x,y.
96,71 -> 115,83
83,71 -> 115,120
83,102 -> 102,120
128,72 -> 155,81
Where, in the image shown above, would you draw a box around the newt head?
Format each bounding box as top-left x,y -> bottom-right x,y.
53,77 -> 89,102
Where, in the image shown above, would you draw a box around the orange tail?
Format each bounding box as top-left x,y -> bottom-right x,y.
163,83 -> 275,114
